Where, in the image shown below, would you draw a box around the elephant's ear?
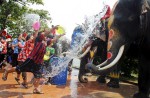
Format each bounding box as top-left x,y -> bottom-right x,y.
140,0 -> 150,14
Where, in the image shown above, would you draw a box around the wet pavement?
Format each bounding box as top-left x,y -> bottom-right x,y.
0,68 -> 138,98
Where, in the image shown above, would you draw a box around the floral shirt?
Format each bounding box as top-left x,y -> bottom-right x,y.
1,40 -> 7,54
18,40 -> 34,62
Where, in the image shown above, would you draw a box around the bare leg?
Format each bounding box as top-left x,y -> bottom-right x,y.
33,78 -> 44,94
21,72 -> 28,88
2,67 -> 16,81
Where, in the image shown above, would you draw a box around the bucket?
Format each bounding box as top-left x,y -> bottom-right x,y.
50,56 -> 68,85
51,67 -> 68,85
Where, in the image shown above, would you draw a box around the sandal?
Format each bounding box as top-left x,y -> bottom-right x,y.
2,70 -> 8,81
15,77 -> 20,85
33,89 -> 44,94
21,83 -> 28,89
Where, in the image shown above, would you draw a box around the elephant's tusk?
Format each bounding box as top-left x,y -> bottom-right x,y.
78,46 -> 91,59
98,45 -> 125,70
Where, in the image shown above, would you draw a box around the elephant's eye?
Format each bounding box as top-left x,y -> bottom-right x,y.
128,15 -> 135,21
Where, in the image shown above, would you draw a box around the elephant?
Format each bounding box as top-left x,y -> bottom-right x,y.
85,0 -> 150,98
78,21 -> 123,89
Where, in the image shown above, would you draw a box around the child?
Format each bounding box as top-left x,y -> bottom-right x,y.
43,39 -> 55,61
43,39 -> 55,85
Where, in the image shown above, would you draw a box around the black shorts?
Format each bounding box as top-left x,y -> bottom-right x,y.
16,58 -> 43,78
11,53 -> 18,67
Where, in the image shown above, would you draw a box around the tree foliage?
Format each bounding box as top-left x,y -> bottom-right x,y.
0,0 -> 51,37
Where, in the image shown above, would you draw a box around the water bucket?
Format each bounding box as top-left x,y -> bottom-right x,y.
50,56 -> 68,85
51,67 -> 68,85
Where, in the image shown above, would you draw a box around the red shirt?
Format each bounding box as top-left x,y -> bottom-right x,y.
28,33 -> 46,64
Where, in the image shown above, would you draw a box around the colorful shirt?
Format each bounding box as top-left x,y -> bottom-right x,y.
43,47 -> 55,61
1,40 -> 7,54
18,40 -> 34,62
28,33 -> 46,64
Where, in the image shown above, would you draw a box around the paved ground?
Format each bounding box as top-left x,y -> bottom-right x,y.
0,68 -> 138,98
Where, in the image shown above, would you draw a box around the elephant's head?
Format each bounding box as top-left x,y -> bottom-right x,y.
87,0 -> 150,74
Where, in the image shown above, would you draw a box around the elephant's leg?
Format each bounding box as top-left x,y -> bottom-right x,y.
78,53 -> 90,83
107,65 -> 120,88
133,55 -> 150,98
96,75 -> 107,83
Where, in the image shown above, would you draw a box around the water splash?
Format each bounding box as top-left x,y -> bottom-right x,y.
42,5 -> 108,79
70,5 -> 108,58
23,14 -> 40,31
43,56 -> 72,78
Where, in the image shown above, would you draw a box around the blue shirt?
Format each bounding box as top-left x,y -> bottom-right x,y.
12,38 -> 24,54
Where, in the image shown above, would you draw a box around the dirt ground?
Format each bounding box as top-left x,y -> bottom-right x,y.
0,68 -> 138,98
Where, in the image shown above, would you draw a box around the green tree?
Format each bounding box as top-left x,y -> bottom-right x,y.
0,0 -> 45,37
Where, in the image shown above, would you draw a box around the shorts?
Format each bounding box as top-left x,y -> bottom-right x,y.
11,53 -> 18,67
16,58 -> 43,78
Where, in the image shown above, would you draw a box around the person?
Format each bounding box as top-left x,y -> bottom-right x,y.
2,27 -> 65,94
15,34 -> 34,88
43,39 -> 55,61
11,33 -> 25,68
141,0 -> 150,14
0,37 -> 7,69
100,4 -> 111,32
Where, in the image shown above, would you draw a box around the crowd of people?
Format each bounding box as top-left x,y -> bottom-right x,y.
0,25 -> 65,94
